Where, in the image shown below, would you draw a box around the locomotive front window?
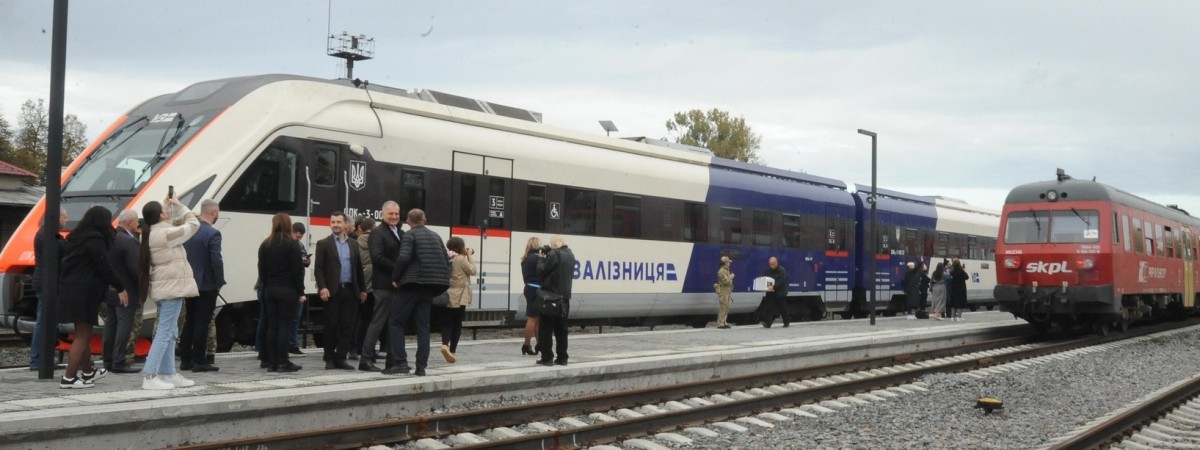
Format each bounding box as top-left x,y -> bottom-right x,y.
1003,211 -> 1049,244
1049,210 -> 1100,243
64,112 -> 211,195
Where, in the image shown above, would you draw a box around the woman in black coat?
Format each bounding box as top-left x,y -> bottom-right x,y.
948,259 -> 970,321
902,262 -> 921,319
257,212 -> 305,372
58,206 -> 130,388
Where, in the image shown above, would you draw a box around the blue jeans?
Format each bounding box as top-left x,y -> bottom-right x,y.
29,294 -> 43,369
289,302 -> 303,348
143,298 -> 183,377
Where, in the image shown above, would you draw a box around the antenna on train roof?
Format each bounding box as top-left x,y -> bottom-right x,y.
1056,168 -> 1071,181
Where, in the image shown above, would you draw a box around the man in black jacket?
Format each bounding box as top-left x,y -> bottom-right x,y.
181,199 -> 225,372
536,236 -> 575,366
102,209 -> 142,373
361,200 -> 402,371
314,212 -> 368,370
384,209 -> 450,376
761,257 -> 790,328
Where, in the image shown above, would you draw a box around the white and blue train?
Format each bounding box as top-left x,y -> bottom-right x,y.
0,75 -> 998,348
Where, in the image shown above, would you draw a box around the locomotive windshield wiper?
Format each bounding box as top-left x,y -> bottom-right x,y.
1070,207 -> 1090,226
1028,208 -> 1041,235
132,114 -> 188,192
82,115 -> 150,165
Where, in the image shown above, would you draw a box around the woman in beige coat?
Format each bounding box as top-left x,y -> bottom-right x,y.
439,236 -> 476,363
138,198 -> 201,390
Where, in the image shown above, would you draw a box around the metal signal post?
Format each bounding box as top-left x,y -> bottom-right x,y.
857,129 -> 878,326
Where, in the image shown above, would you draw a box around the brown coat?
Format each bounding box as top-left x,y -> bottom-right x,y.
446,252 -> 477,308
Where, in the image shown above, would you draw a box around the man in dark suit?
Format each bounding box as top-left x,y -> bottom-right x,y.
102,209 -> 141,373
361,200 -> 403,371
315,211 -> 368,370
181,199 -> 226,372
536,236 -> 576,366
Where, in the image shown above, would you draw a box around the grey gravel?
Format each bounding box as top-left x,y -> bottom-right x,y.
690,329 -> 1200,450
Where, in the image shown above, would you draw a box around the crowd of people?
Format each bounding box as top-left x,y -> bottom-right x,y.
30,198 -> 578,390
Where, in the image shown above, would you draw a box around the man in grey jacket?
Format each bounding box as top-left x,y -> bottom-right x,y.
384,209 -> 450,376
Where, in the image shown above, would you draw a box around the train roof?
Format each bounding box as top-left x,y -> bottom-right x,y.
1006,177 -> 1198,224
711,158 -> 847,190
852,184 -> 935,205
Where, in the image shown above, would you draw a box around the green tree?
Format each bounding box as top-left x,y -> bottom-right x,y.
13,99 -> 48,180
0,111 -> 15,165
10,99 -> 88,183
665,108 -> 763,164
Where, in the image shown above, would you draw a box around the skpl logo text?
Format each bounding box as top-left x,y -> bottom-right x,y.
1026,261 -> 1073,275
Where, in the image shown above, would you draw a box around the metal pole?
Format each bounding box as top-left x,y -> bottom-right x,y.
857,129 -> 878,326
869,134 -> 877,326
39,0 -> 69,379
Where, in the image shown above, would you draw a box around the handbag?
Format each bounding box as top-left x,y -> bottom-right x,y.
432,292 -> 450,307
535,289 -> 565,317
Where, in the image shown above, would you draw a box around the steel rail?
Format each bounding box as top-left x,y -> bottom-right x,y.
175,319 -> 1200,450
1044,374 -> 1200,450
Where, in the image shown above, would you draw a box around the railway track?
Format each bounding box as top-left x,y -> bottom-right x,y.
1041,371 -> 1200,450
175,319 -> 1200,450
0,333 -> 26,349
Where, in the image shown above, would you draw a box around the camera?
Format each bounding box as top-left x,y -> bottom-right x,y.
540,245 -> 553,254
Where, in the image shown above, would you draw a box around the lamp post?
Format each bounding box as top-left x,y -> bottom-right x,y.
857,129 -> 877,326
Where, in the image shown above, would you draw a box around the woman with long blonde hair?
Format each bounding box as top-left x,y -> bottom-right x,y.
519,236 -> 544,355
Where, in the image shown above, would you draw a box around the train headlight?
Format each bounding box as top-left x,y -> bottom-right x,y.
1045,190 -> 1059,201
1075,258 -> 1094,270
1003,257 -> 1021,269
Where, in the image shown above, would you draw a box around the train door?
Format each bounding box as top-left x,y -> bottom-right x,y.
1184,228 -> 1195,308
304,142 -> 345,249
824,205 -> 852,306
452,152 -> 514,312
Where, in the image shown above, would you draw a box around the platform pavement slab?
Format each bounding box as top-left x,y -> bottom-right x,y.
0,311 -> 1023,447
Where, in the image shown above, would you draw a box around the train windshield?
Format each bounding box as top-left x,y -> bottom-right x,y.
62,112 -> 211,195
1004,209 -> 1100,244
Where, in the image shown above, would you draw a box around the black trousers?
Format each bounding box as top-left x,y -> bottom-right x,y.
762,295 -> 790,326
388,287 -> 433,370
180,290 -> 218,365
537,313 -> 569,361
323,285 -> 358,363
351,292 -> 374,355
263,287 -> 299,366
101,293 -> 137,367
440,306 -> 465,352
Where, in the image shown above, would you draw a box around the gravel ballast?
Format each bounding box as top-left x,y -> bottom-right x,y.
690,327 -> 1200,450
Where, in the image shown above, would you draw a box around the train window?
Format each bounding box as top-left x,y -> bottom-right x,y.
1155,223 -> 1165,256
457,174 -> 479,227
564,188 -> 596,235
1004,211 -> 1050,244
683,202 -> 707,242
1133,218 -> 1144,253
221,146 -> 298,213
313,146 -> 337,186
900,229 -> 918,256
526,184 -> 547,232
612,195 -> 641,238
719,208 -> 742,244
1165,226 -> 1175,258
1122,215 -> 1131,253
935,232 -> 948,257
752,211 -> 771,246
1112,213 -> 1120,246
402,170 -> 426,212
782,214 -> 802,248
1175,228 -> 1183,259
1049,210 -> 1099,243
968,236 -> 980,260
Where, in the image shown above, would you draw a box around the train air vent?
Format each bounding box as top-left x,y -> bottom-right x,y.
422,90 -> 488,113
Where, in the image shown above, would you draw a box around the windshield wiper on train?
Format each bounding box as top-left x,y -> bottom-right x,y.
132,114 -> 187,192
1029,208 -> 1042,236
1070,207 -> 1090,226
81,115 -> 149,165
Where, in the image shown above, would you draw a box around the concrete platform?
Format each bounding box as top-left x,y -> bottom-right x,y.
0,311 -> 1025,448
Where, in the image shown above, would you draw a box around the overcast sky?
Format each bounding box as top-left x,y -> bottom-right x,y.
2,1 -> 1198,213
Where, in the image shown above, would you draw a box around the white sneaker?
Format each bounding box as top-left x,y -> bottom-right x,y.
958,316 -> 966,322
906,314 -> 916,320
142,376 -> 174,390
162,373 -> 195,388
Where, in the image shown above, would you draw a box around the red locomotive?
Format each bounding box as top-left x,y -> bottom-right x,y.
994,169 -> 1199,333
